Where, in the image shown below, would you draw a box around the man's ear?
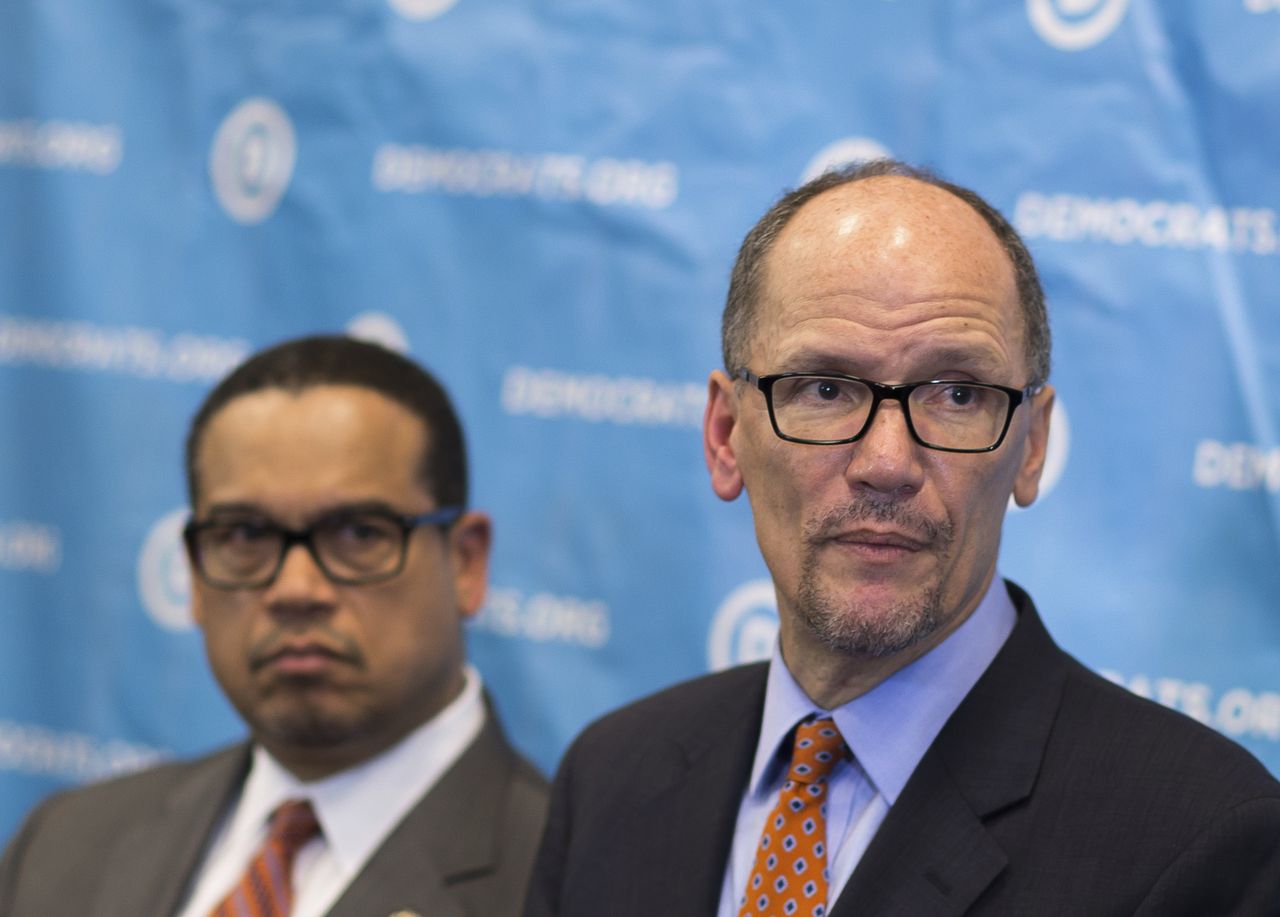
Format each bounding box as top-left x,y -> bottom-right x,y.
448,511 -> 492,618
1012,385 -> 1054,508
704,370 -> 745,501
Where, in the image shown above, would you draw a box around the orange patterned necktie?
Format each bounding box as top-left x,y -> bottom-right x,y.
738,718 -> 847,917
209,798 -> 321,917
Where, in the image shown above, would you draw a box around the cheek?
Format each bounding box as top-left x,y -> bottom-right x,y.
194,592 -> 250,660
743,454 -> 802,540
746,435 -> 833,513
198,622 -> 253,703
939,460 -> 1019,546
743,449 -> 846,574
358,581 -> 459,665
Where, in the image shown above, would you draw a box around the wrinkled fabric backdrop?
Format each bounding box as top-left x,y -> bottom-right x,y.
2,0 -> 1279,842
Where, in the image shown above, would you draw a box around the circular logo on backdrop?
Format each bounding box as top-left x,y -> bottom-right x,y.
1027,0 -> 1129,51
137,508 -> 194,631
346,312 -> 410,353
387,0 -> 459,20
707,580 -> 779,671
209,98 -> 297,225
801,137 -> 893,184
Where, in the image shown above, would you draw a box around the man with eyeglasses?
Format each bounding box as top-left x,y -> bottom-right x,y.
0,335 -> 548,916
525,161 -> 1280,916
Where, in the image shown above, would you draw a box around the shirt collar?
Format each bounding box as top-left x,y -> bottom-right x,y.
236,664 -> 486,872
749,576 -> 1016,805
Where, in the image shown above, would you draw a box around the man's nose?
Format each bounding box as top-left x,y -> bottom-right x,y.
263,542 -> 339,613
843,399 -> 927,496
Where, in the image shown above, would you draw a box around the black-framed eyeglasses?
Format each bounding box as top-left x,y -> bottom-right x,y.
183,506 -> 464,589
736,370 -> 1042,453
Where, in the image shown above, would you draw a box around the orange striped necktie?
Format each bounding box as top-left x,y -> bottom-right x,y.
737,718 -> 848,917
209,798 -> 321,917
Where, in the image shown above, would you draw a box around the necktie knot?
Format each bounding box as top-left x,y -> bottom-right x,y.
787,718 -> 846,785
209,798 -> 320,917
269,798 -> 321,853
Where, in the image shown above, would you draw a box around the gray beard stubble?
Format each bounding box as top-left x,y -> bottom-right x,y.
795,498 -> 954,657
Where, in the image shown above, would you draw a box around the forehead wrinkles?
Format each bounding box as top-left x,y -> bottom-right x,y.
773,314 -> 1019,383
777,306 -> 1015,356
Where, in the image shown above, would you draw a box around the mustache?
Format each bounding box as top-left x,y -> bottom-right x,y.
247,624 -> 365,672
804,498 -> 952,549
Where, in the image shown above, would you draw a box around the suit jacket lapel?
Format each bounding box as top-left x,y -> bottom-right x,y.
607,664 -> 769,917
326,714 -> 513,917
830,749 -> 1009,917
327,844 -> 461,917
94,745 -> 250,917
832,585 -> 1068,916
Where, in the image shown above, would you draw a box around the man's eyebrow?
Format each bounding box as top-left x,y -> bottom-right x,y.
770,349 -> 859,371
203,502 -> 269,518
911,347 -> 1007,376
777,346 -> 1006,376
202,500 -> 403,522
315,500 -> 402,518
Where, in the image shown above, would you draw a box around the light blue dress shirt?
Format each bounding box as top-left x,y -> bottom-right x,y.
716,575 -> 1017,916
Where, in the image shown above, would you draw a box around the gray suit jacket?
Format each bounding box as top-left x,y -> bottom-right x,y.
525,583 -> 1280,916
0,711 -> 549,917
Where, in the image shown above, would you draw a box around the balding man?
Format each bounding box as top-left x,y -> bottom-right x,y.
524,161 -> 1280,916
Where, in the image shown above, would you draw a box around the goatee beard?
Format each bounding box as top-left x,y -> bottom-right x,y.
795,498 -> 953,657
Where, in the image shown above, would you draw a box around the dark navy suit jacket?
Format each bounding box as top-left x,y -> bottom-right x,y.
525,583 -> 1280,916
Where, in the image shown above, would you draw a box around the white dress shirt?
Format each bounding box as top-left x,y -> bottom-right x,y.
716,577 -> 1017,916
178,664 -> 485,917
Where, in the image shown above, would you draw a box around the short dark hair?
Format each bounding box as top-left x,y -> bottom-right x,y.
722,158 -> 1050,385
185,335 -> 468,509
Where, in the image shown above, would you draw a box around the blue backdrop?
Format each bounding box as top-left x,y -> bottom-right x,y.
4,0 -> 1280,842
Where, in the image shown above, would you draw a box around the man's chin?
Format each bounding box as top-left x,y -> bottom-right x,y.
795,580 -> 944,658
261,718 -> 358,749
247,696 -> 367,749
